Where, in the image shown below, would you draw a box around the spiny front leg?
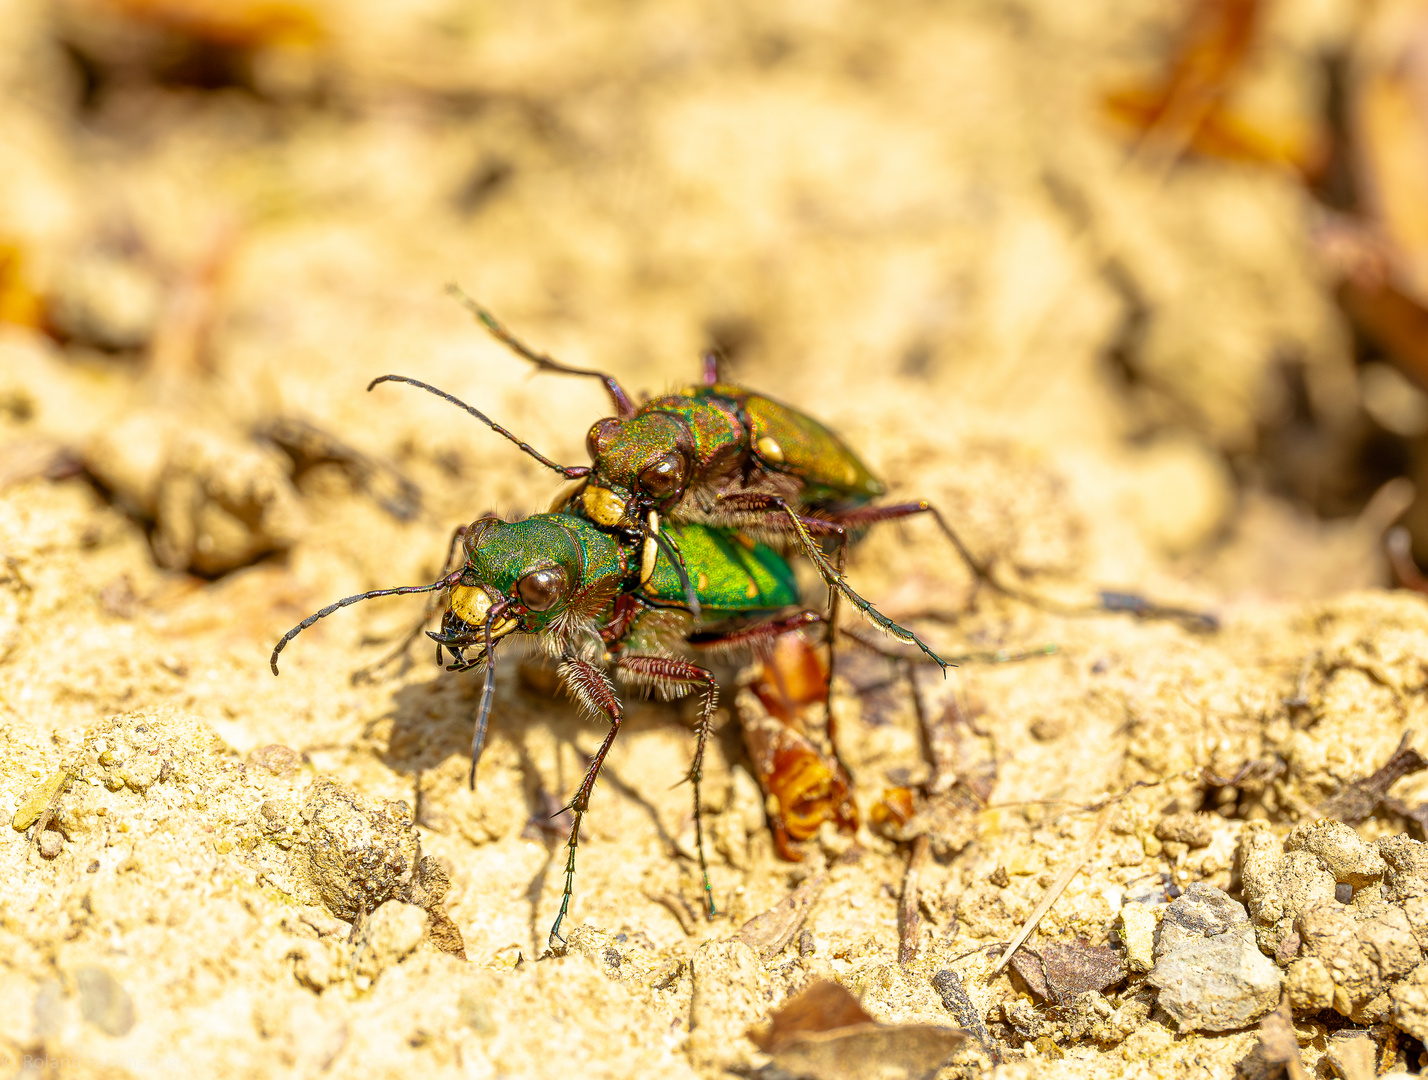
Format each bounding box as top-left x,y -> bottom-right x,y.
549,656 -> 623,951
830,500 -> 1220,630
616,654 -> 719,918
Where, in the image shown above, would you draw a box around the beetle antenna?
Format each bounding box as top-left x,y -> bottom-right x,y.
647,523 -> 701,620
468,601 -> 508,790
271,569 -> 463,675
445,283 -> 639,419
368,375 -> 590,480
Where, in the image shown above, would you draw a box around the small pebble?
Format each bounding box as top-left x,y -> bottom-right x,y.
1120,903 -> 1157,973
1148,884 -> 1281,1032
247,744 -> 302,778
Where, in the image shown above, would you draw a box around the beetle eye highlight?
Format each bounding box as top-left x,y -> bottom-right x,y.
638,453 -> 687,499
516,567 -> 566,611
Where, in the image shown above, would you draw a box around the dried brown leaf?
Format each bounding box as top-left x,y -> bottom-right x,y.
1007,940 -> 1127,1005
749,980 -> 967,1080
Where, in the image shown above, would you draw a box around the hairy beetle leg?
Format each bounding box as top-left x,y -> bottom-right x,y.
715,493 -> 952,674
547,657 -> 623,951
616,654 -> 721,918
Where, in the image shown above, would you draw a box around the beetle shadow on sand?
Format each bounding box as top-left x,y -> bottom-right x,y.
373,653 -> 721,947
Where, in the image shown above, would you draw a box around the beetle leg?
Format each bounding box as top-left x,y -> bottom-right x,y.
615,654 -> 719,919
548,657 -> 623,951
688,617 -> 856,864
825,501 -> 1218,629
684,609 -> 822,650
715,493 -> 951,673
823,500 -> 1004,598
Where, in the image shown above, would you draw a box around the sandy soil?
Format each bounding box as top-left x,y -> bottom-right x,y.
3,0 -> 1427,1076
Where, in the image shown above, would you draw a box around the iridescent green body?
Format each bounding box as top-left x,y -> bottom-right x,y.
373,298 -> 951,673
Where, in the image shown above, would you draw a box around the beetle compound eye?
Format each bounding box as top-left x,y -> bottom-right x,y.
464,517 -> 498,555
639,453 -> 687,499
586,418 -> 622,459
517,567 -> 566,611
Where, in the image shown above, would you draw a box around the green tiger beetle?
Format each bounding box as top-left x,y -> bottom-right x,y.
367,286 -> 980,678
373,288 -> 1220,643
271,511 -> 821,949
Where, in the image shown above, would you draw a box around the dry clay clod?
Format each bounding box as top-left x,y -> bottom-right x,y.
2,707 -> 459,1000
1239,824 -> 1428,1030
294,778 -> 419,923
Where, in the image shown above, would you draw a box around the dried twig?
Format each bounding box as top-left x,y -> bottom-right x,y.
1319,731 -> 1426,824
898,835 -> 931,965
987,801 -> 1114,979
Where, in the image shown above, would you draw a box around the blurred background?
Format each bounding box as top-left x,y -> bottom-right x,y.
4,0 -> 1428,618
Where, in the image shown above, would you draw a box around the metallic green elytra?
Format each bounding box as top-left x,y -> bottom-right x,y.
740,389 -> 885,502
644,522 -> 798,613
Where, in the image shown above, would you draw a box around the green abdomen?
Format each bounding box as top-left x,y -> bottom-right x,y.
645,524 -> 798,612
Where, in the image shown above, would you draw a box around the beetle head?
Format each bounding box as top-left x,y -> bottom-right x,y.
433,516 -> 586,663
581,413 -> 692,526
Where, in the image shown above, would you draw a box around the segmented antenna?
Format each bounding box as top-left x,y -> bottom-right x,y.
446,283 -> 638,419
368,375 -> 590,480
271,569 -> 463,675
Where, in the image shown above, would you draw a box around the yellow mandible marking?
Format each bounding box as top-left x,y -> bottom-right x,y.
450,585 -> 492,626
755,435 -> 785,464
488,615 -> 520,638
640,511 -> 659,586
745,580 -> 759,599
582,485 -> 627,527
697,572 -> 710,591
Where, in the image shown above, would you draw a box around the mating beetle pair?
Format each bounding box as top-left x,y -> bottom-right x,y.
271,295 -> 966,948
